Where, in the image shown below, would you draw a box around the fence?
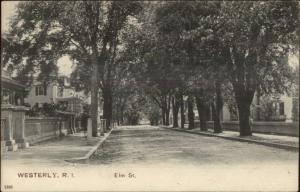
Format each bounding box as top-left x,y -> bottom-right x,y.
25,117 -> 69,144
198,120 -> 299,136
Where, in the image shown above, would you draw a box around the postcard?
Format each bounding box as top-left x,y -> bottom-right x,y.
1,1 -> 299,191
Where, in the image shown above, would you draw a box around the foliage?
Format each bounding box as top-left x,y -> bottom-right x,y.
222,84 -> 239,121
292,98 -> 299,121
258,96 -> 277,121
148,107 -> 161,125
178,1 -> 297,135
291,65 -> 299,121
26,103 -> 57,117
3,2 -> 299,132
123,92 -> 146,125
142,98 -> 161,125
3,1 -> 143,133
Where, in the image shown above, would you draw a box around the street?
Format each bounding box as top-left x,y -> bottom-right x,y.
88,125 -> 298,190
90,125 -> 298,166
2,125 -> 298,191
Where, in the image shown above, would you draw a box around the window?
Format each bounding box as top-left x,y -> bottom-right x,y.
279,102 -> 285,116
58,87 -> 64,97
2,88 -> 13,104
35,86 -> 47,96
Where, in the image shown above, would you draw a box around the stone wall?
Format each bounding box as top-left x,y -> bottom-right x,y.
25,117 -> 69,144
202,120 -> 299,136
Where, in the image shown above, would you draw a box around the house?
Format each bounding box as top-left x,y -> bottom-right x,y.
25,75 -> 84,108
1,68 -> 28,151
1,69 -> 26,106
222,91 -> 297,122
1,68 -> 80,151
24,75 -> 92,131
181,90 -> 297,123
24,75 -> 81,115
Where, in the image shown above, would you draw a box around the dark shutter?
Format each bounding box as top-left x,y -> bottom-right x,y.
35,86 -> 39,96
279,102 -> 284,115
44,86 -> 47,95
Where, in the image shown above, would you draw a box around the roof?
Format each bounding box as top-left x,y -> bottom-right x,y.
1,76 -> 26,90
56,96 -> 83,102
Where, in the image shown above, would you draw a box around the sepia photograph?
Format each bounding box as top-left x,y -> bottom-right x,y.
1,1 -> 299,191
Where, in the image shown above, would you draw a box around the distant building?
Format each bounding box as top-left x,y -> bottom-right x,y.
183,91 -> 297,123
222,92 -> 297,122
251,92 -> 296,122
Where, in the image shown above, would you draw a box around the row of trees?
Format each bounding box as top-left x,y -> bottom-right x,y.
2,1 -> 299,136
123,1 -> 299,136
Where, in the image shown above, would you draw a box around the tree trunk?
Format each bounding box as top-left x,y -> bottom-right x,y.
103,93 -> 107,130
237,102 -> 252,136
161,108 -> 166,125
213,81 -> 223,133
165,95 -> 171,126
180,94 -> 185,128
229,45 -> 256,136
234,88 -> 255,136
195,96 -> 208,131
103,86 -> 113,131
187,96 -> 194,129
120,107 -> 124,125
90,53 -> 98,137
255,88 -> 261,121
212,103 -> 222,133
172,107 -> 179,128
107,93 -> 112,129
165,110 -> 170,126
172,96 -> 180,128
116,103 -> 120,126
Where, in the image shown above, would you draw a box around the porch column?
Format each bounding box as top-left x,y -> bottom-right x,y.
1,105 -> 18,151
73,116 -> 76,133
14,106 -> 29,148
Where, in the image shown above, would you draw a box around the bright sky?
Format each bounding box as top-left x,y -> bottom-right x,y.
1,1 -> 299,74
1,1 -> 18,33
57,56 -> 73,76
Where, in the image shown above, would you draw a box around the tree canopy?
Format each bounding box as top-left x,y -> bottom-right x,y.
2,1 -> 298,136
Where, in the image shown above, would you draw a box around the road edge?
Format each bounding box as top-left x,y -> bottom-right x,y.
64,128 -> 114,164
161,126 -> 299,152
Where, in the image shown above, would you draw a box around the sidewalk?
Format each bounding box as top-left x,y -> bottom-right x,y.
1,131 -> 111,167
162,126 -> 299,151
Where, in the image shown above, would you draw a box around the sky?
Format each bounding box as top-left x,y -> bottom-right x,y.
1,1 -> 299,74
1,1 -> 17,33
1,1 -> 73,77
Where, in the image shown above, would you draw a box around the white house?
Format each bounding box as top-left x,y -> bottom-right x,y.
222,92 -> 297,122
25,75 -> 84,107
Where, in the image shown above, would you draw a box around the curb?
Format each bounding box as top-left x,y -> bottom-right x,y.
161,126 -> 299,152
65,128 -> 114,164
